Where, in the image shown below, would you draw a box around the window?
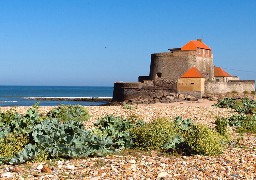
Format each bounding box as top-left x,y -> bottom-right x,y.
191,83 -> 195,85
156,72 -> 162,78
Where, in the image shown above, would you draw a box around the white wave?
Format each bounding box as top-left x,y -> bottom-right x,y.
1,101 -> 18,103
24,97 -> 112,99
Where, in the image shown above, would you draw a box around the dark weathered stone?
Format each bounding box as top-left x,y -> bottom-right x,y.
166,96 -> 175,101
185,95 -> 198,101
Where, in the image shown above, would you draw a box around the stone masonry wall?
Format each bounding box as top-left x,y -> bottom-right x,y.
194,56 -> 214,80
113,82 -> 143,102
205,80 -> 255,94
113,80 -> 178,103
149,52 -> 193,80
149,50 -> 213,81
112,80 -> 201,104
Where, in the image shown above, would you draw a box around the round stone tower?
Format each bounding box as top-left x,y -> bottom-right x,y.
149,39 -> 214,81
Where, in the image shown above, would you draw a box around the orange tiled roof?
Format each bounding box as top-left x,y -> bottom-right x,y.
180,67 -> 204,78
214,67 -> 232,77
181,40 -> 211,51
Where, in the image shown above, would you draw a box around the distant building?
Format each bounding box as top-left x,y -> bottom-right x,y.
113,39 -> 255,103
177,67 -> 205,95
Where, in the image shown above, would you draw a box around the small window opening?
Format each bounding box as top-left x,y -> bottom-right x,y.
156,72 -> 162,78
191,83 -> 195,85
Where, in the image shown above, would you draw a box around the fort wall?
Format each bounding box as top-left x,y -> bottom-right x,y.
149,52 -> 193,80
194,56 -> 214,80
112,80 -> 178,103
149,50 -> 213,81
205,80 -> 255,94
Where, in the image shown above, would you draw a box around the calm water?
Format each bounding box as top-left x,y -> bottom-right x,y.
0,86 -> 113,106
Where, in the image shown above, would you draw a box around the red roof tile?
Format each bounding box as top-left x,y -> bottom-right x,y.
214,67 -> 232,77
181,40 -> 211,51
180,67 -> 204,78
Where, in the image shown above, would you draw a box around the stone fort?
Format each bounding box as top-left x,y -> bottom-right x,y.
113,39 -> 255,103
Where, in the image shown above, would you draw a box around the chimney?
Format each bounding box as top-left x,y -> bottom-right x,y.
197,39 -> 202,42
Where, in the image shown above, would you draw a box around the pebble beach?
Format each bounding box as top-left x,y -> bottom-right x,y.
0,99 -> 255,179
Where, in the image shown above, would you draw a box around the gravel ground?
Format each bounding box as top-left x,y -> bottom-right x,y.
0,100 -> 255,179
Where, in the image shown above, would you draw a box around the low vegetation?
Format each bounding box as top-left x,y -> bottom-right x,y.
0,98 -> 254,164
46,105 -> 90,122
131,117 -> 226,156
215,97 -> 256,114
215,97 -> 256,134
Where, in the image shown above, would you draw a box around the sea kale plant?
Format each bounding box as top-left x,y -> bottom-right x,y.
93,115 -> 143,150
46,105 -> 90,122
0,105 -> 145,164
215,97 -> 256,114
0,105 -> 109,164
215,98 -> 256,134
10,119 -> 113,164
0,106 -> 41,164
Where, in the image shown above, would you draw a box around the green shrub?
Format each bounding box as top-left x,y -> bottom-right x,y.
237,117 -> 256,134
243,91 -> 249,94
0,133 -> 28,164
227,114 -> 247,127
46,105 -> 90,122
0,106 -> 42,164
185,125 -> 225,156
174,116 -> 193,131
94,115 -> 142,150
32,150 -> 49,163
215,98 -> 256,114
215,118 -> 228,136
235,98 -> 256,114
3,107 -> 144,164
131,118 -> 177,150
215,98 -> 236,109
94,116 -> 132,149
131,117 -> 226,156
0,109 -> 22,126
221,114 -> 256,134
10,119 -> 113,164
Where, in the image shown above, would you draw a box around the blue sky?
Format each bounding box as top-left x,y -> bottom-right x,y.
0,0 -> 255,86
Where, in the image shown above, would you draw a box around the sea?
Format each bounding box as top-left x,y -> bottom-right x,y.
0,86 -> 113,106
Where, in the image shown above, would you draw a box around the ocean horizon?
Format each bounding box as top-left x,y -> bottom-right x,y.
0,85 -> 113,106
